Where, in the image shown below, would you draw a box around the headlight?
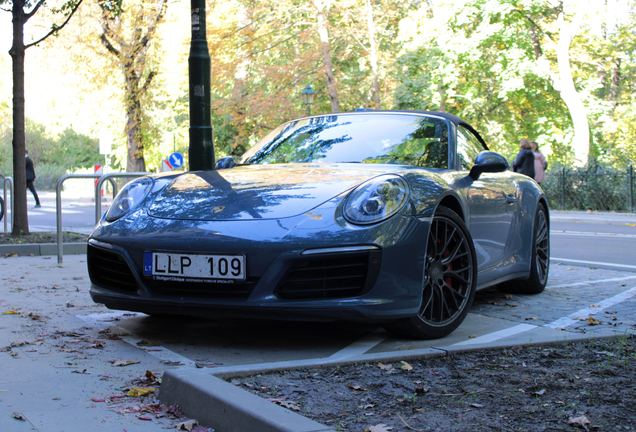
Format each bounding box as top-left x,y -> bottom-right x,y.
105,178 -> 153,222
344,175 -> 409,225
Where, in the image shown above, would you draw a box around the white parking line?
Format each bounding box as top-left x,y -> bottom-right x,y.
328,329 -> 386,360
77,312 -> 196,367
452,324 -> 537,346
551,257 -> 636,270
544,286 -> 636,329
548,275 -> 636,290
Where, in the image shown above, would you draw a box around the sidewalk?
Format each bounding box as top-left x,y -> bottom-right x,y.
550,209 -> 636,225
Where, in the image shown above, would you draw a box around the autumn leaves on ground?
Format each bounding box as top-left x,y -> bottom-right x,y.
232,335 -> 636,431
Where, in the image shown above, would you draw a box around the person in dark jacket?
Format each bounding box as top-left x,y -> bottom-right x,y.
512,139 -> 535,179
25,149 -> 41,208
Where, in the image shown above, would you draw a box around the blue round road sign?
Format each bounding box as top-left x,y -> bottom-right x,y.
169,152 -> 184,169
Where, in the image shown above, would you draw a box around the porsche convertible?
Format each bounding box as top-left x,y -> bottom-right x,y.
87,111 -> 550,339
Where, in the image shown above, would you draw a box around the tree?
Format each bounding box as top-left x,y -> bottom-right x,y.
96,0 -> 168,173
313,0 -> 340,112
2,0 -> 91,235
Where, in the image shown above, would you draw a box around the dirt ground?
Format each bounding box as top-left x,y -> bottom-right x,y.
229,335 -> 636,432
0,231 -> 88,245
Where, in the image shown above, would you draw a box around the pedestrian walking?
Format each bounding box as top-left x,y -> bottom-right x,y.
531,141 -> 548,184
25,149 -> 41,208
512,139 -> 535,179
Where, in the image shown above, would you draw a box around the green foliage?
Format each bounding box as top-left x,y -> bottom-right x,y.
541,163 -> 635,212
0,119 -> 102,190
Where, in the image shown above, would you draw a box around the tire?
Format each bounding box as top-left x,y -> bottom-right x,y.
0,197 -> 4,223
385,207 -> 477,340
498,203 -> 550,294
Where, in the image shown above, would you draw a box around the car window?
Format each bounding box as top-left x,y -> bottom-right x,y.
240,114 -> 449,169
457,126 -> 485,170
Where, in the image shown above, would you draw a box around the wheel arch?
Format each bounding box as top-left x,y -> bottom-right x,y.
436,195 -> 465,221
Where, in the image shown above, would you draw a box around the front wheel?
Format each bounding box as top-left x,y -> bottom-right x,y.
385,207 -> 477,340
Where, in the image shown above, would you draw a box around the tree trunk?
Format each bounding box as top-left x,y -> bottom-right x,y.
124,83 -> 146,173
99,0 -> 166,173
365,0 -> 380,110
314,0 -> 340,113
10,0 -> 29,235
555,10 -> 589,166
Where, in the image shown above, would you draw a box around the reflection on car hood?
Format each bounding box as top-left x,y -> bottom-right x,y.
147,164 -> 395,221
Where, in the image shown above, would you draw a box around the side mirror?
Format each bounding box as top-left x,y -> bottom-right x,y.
469,151 -> 509,180
215,156 -> 235,170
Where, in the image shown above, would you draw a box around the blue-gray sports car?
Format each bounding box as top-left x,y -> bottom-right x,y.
87,111 -> 550,339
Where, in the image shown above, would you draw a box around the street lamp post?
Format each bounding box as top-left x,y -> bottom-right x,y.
301,84 -> 315,116
189,0 -> 214,171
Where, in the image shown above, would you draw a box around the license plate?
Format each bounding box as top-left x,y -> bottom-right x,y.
144,252 -> 246,281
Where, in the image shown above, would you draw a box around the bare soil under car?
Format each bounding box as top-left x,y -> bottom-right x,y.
229,335 -> 636,432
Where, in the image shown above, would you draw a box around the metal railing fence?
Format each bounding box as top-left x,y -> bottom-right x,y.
541,165 -> 635,212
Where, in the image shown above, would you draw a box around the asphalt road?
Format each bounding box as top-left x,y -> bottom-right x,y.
550,220 -> 636,272
2,191 -> 108,234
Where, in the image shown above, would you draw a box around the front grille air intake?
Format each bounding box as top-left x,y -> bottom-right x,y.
87,245 -> 138,292
277,250 -> 381,300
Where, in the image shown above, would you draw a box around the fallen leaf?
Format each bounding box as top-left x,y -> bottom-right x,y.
468,335 -> 477,339
91,398 -> 106,402
525,317 -> 538,321
414,386 -> 429,395
3,310 -> 20,315
12,412 -> 26,421
128,387 -> 156,397
471,403 -> 484,408
137,415 -> 153,421
568,415 -> 592,428
348,384 -> 366,391
401,361 -> 413,371
111,360 -> 141,367
144,370 -> 162,385
176,419 -> 199,431
365,425 -> 393,432
279,400 -> 301,411
534,389 -> 547,396
378,363 -> 394,371
587,317 -> 602,326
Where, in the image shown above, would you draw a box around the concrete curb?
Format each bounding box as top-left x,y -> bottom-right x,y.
0,242 -> 87,256
160,368 -> 336,432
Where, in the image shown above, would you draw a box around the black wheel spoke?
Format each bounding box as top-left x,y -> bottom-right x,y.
419,213 -> 475,327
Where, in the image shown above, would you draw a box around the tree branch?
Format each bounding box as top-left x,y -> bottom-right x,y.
141,71 -> 156,94
100,33 -> 121,57
24,0 -> 47,20
25,0 -> 84,49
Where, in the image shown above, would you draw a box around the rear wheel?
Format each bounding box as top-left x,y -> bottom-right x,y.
499,203 -> 549,294
385,207 -> 477,339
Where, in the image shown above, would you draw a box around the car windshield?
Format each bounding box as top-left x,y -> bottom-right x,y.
239,113 -> 449,169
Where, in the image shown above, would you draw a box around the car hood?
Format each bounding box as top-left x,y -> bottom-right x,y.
147,164 -> 397,221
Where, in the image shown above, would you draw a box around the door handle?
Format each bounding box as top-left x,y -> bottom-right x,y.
506,195 -> 516,204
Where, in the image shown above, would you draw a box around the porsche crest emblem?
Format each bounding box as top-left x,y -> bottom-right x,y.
212,206 -> 225,214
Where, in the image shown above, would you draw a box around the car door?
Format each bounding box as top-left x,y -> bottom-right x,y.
456,126 -> 518,276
